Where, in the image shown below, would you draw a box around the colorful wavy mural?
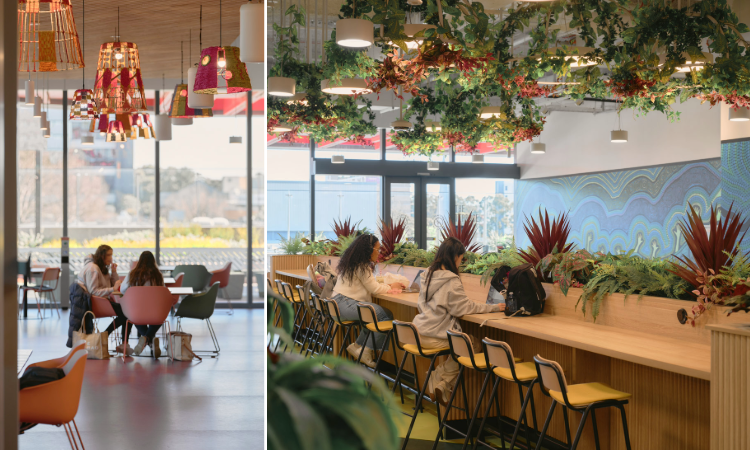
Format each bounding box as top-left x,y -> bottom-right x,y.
721,140 -> 750,253
515,160 -> 723,258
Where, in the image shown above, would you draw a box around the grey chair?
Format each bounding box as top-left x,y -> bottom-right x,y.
175,282 -> 221,356
172,264 -> 213,293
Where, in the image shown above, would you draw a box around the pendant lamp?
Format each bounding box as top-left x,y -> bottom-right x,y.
425,120 -> 441,132
154,113 -> 173,140
229,136 -> 242,144
188,14 -> 215,109
40,112 -> 48,130
337,18 -> 374,48
386,24 -> 437,50
33,97 -> 42,117
240,1 -> 265,64
269,77 -> 296,97
70,0 -> 99,120
472,154 -> 485,163
193,0 -> 252,95
321,78 -> 372,95
25,80 -> 35,105
531,143 -> 546,154
143,113 -> 156,137
171,42 -> 212,123
611,109 -> 628,143
106,120 -> 127,142
729,107 -> 750,122
89,114 -> 109,136
43,124 -> 51,138
18,0 -> 84,72
93,42 -> 147,113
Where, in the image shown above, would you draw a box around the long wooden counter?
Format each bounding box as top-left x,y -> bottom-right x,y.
271,256 -> 743,449
275,268 -> 710,380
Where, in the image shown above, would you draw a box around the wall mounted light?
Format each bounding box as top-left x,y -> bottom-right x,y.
331,155 -> 345,164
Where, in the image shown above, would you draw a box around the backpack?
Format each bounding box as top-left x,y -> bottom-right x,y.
312,261 -> 337,299
504,263 -> 546,316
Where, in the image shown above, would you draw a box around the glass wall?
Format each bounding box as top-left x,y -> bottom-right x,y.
267,142 -> 310,254
314,175 -> 381,240
455,178 -> 515,252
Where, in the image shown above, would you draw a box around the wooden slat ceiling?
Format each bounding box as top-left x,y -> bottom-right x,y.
23,0 -> 248,83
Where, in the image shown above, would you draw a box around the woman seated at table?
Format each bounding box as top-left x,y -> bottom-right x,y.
78,244 -> 132,354
413,237 -> 505,404
333,234 -> 404,368
121,251 -> 165,358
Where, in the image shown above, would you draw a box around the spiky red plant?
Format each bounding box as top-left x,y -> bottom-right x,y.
518,210 -> 574,268
378,217 -> 406,262
331,217 -> 361,239
669,204 -> 748,290
438,213 -> 482,253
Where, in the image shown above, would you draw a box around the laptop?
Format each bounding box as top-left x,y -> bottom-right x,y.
401,270 -> 424,293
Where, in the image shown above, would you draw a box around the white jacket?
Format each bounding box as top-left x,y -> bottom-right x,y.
412,270 -> 500,340
77,255 -> 119,297
332,267 -> 389,302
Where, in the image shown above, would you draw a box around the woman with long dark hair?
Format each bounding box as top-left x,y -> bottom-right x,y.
78,244 -> 133,354
120,251 -> 166,358
333,234 -> 404,368
412,237 -> 505,404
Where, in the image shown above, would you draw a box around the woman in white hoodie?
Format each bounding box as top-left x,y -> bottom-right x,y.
332,234 -> 405,368
412,237 -> 505,403
78,244 -> 133,354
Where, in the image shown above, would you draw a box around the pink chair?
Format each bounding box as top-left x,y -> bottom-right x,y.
20,267 -> 61,319
91,295 -> 121,354
130,261 -> 138,270
117,286 -> 174,361
210,262 -> 232,313
166,273 -> 185,307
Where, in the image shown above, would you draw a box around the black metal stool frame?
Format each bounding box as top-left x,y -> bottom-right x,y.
354,303 -> 405,404
320,298 -> 360,359
533,356 -> 632,450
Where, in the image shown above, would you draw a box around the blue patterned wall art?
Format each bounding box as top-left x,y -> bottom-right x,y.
515,160 -> 723,259
720,140 -> 750,253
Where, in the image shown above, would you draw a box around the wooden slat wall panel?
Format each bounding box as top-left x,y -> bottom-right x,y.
711,329 -> 750,450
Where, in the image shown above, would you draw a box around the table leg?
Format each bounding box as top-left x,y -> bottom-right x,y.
23,275 -> 28,318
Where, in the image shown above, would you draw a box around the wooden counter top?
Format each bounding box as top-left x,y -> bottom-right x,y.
273,267 -> 711,380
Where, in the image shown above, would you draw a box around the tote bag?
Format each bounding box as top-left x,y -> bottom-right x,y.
72,311 -> 110,359
167,331 -> 202,361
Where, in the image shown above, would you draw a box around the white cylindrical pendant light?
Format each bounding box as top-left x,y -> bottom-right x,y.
240,2 -> 265,64
40,112 -> 48,130
172,117 -> 193,126
155,114 -> 173,141
729,107 -> 750,122
425,120 -> 441,132
336,18 -> 374,47
43,122 -> 51,138
81,135 -> 95,146
321,78 -> 372,95
472,154 -> 485,163
188,67 -> 215,109
611,130 -> 628,143
479,106 -> 504,120
33,97 -> 42,117
286,93 -> 308,105
229,136 -> 242,144
268,77 -> 296,97
270,123 -> 293,133
331,155 -> 345,164
531,143 -> 546,154
25,80 -> 35,105
427,161 -> 439,171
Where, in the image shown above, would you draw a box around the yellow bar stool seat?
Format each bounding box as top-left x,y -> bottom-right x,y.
493,361 -> 537,382
365,321 -> 393,332
550,382 -> 631,408
402,343 -> 449,355
458,353 -> 522,370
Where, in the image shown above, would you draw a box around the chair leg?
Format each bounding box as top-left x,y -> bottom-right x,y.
471,374 -> 501,450
570,406 -> 592,450
534,401 -> 557,450
391,349 -> 410,395
432,366 -> 465,450
563,404 -> 573,446
617,404 -> 632,450
122,320 -> 131,362
206,318 -> 221,354
460,368 -> 493,450
507,380 -> 537,450
52,290 -> 60,318
337,325 -> 354,358
401,355 -> 438,450
591,408 -> 601,450
411,353 -> 424,413
388,332 -> 405,404
356,329 -> 371,365
72,418 -> 86,450
283,303 -> 303,353
63,422 -> 80,450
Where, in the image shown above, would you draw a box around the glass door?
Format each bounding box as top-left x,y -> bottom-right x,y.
384,177 -> 420,244
424,179 -> 453,250
385,177 -> 454,249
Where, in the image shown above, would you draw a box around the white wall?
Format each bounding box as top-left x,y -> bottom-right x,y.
517,99 -> 721,179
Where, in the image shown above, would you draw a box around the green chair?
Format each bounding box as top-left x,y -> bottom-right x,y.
172,265 -> 213,293
175,282 -> 221,356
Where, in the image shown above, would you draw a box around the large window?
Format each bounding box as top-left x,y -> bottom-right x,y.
455,178 -> 515,252
314,175 -> 381,240
267,143 -> 310,254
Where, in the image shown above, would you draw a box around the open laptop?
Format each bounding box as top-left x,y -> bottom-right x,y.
401,270 -> 424,293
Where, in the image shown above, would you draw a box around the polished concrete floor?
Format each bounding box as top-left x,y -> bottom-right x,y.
18,308 -> 264,450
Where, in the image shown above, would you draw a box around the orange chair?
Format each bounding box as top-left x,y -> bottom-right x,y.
19,349 -> 88,449
24,343 -> 85,373
117,286 -> 174,361
210,262 -> 232,314
91,295 -> 121,354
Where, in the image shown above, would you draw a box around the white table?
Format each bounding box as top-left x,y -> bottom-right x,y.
168,287 -> 193,295
159,266 -> 176,272
18,349 -> 32,374
164,277 -> 175,284
30,267 -> 49,274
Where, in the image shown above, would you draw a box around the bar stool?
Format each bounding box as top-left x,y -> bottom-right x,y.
432,330 -> 492,450
354,302 -> 404,403
533,355 -> 632,450
278,282 -> 304,352
391,320 -> 449,450
472,338 -> 538,450
291,284 -> 312,351
303,292 -> 329,357
320,298 -> 359,358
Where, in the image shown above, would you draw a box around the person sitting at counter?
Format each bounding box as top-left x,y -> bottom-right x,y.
333,234 -> 405,368
413,237 -> 505,404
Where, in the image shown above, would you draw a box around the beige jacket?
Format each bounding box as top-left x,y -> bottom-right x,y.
77,255 -> 119,297
332,267 -> 389,302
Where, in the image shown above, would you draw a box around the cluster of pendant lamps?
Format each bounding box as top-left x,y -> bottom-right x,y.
19,0 -> 263,145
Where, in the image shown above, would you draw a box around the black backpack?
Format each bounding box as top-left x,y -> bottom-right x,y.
503,264 -> 546,316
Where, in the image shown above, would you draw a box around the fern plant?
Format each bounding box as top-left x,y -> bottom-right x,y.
277,232 -> 307,255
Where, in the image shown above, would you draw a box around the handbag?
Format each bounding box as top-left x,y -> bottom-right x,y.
72,311 -> 110,359
167,331 -> 202,361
